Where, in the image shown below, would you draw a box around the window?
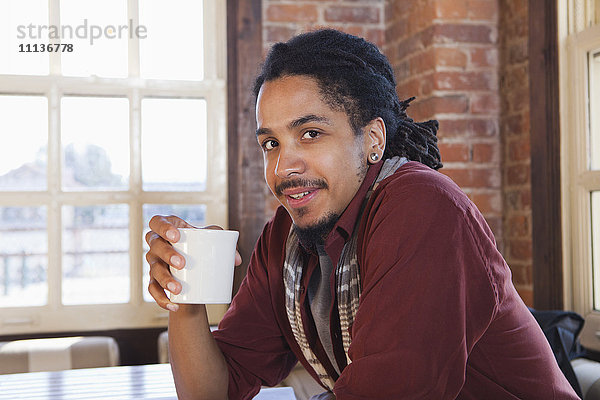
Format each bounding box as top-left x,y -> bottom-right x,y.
0,0 -> 228,334
560,2 -> 600,350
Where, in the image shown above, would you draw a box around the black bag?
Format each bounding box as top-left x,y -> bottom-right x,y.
530,308 -> 586,398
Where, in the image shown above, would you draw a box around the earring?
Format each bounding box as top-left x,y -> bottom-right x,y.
369,153 -> 380,162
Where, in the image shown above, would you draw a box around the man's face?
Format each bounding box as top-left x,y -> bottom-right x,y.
256,75 -> 373,229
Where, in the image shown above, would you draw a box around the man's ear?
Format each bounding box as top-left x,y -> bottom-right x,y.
363,117 -> 386,163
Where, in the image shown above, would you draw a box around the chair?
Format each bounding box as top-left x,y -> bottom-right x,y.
158,330 -> 169,364
0,336 -> 120,374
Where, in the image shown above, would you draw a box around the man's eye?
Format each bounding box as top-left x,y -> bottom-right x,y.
262,139 -> 278,150
302,130 -> 320,139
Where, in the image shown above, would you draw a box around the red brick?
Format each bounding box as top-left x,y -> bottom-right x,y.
471,93 -> 500,114
407,3 -> 436,34
504,190 -> 521,212
470,47 -> 498,68
393,61 -> 410,83
395,34 -> 429,61
397,79 -> 421,99
438,142 -> 470,162
521,188 -> 531,209
442,167 -> 500,188
336,25 -> 365,38
438,118 -> 499,138
507,214 -> 530,237
387,19 -> 408,42
412,94 -> 469,118
265,26 -> 298,43
469,192 -> 502,214
510,263 -> 533,285
467,0 -> 498,21
324,6 -> 380,23
505,87 -> 529,114
420,76 -> 435,96
433,24 -> 496,44
508,137 -> 531,161
472,142 -> 498,163
434,47 -> 468,68
266,4 -> 318,23
434,71 -> 497,91
435,0 -> 468,19
409,49 -> 436,74
501,64 -> 527,90
502,112 -> 530,137
506,164 -> 530,185
509,239 -> 532,261
366,28 -> 385,48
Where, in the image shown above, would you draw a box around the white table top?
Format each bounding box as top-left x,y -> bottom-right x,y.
0,363 -> 296,400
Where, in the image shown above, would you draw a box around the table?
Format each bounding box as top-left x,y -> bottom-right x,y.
0,363 -> 296,399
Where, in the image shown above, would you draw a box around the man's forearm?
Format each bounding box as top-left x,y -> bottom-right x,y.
168,305 -> 229,400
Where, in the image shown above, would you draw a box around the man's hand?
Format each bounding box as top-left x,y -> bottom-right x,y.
144,215 -> 242,312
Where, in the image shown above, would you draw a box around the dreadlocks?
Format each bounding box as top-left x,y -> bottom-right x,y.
253,29 -> 443,170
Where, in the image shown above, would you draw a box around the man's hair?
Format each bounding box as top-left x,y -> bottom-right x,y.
253,29 -> 443,170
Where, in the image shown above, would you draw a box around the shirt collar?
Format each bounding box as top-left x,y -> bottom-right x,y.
326,161 -> 383,244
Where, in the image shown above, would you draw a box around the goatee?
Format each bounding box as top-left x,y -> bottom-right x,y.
293,212 -> 339,253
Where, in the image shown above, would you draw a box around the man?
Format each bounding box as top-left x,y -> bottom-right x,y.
146,30 -> 578,399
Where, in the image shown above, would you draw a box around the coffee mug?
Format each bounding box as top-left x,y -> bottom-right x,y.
169,228 -> 239,304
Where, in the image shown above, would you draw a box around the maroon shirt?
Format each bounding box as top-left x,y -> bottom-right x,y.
213,161 -> 578,399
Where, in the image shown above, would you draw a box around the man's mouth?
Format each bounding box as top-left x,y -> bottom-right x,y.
283,188 -> 320,209
289,191 -> 311,200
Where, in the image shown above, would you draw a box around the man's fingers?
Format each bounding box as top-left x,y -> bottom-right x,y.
147,254 -> 181,293
148,215 -> 194,243
235,251 -> 242,266
145,233 -> 186,270
148,278 -> 179,312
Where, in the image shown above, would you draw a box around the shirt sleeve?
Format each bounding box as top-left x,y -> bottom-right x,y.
333,177 -> 500,399
212,218 -> 298,400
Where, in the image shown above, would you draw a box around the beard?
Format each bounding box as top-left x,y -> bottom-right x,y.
293,211 -> 340,253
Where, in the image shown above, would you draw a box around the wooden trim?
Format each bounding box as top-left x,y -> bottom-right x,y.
227,0 -> 264,293
528,0 -> 563,309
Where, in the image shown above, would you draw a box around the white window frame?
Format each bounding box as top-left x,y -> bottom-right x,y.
560,1 -> 600,350
0,0 -> 228,335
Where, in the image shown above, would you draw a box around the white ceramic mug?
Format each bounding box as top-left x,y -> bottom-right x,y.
169,228 -> 239,304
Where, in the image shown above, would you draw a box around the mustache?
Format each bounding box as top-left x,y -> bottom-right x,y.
275,178 -> 328,197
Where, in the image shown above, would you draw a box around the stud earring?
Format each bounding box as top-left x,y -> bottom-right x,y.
369,153 -> 380,162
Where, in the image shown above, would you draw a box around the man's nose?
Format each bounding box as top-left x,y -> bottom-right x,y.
274,147 -> 305,178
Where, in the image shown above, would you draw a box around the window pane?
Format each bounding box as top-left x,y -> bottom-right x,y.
62,204 -> 129,305
60,0 -> 128,78
0,96 -> 48,191
590,49 -> 600,170
0,0 -> 49,75
141,98 -> 207,191
142,204 -> 206,302
139,0 -> 204,80
593,192 -> 600,310
0,206 -> 47,307
61,97 -> 129,190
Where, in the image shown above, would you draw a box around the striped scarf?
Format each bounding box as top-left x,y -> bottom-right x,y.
283,156 -> 407,390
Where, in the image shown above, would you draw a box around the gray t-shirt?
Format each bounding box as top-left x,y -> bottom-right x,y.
307,244 -> 341,376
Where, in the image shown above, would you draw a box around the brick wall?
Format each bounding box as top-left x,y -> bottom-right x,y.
384,0 -> 502,248
259,0 -> 533,305
498,0 -> 532,305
